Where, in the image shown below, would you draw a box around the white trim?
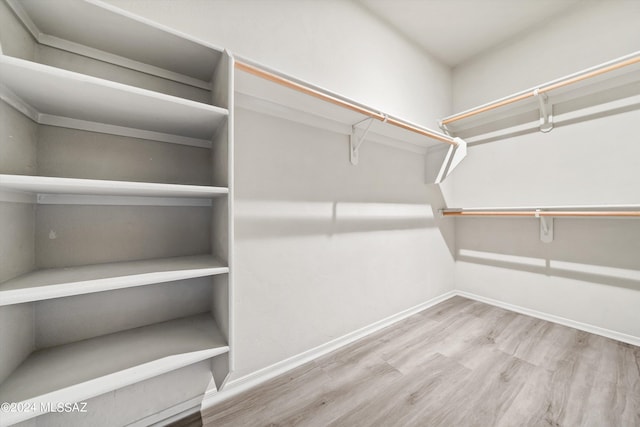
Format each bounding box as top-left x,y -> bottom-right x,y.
35,194 -> 213,207
226,52 -> 237,372
455,290 -> 640,347
127,395 -> 202,427
39,33 -> 212,91
0,83 -> 39,122
201,291 -> 456,410
38,114 -> 213,149
5,0 -> 41,42
0,189 -> 36,204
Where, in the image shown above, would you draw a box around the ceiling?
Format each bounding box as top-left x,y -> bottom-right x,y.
359,0 -> 582,67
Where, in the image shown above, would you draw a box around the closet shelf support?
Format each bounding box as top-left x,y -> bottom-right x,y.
350,116 -> 379,165
435,137 -> 467,184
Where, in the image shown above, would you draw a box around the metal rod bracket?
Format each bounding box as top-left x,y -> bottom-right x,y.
534,89 -> 553,133
350,116 -> 377,165
535,209 -> 554,243
438,120 -> 451,136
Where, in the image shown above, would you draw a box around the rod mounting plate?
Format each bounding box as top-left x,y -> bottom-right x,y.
536,210 -> 554,243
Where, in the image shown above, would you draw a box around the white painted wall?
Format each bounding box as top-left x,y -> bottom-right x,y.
105,0 -> 451,124
233,109 -> 454,376
453,1 -> 640,112
449,1 -> 640,338
104,0 -> 455,378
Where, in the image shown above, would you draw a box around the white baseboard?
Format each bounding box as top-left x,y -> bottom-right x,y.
127,395 -> 202,427
201,288 -> 640,412
201,290 -> 457,410
455,290 -> 640,347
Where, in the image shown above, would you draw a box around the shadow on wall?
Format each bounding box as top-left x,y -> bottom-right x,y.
455,217 -> 640,291
235,199 -> 436,238
232,106 -> 457,255
234,184 -> 457,258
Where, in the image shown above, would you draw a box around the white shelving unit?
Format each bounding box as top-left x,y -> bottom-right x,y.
0,0 -> 234,425
0,314 -> 228,426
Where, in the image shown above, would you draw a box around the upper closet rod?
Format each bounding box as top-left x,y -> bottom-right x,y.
234,59 -> 458,146
441,50 -> 640,125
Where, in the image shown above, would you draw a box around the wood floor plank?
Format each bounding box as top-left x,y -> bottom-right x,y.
202,362 -> 330,427
202,296 -> 640,427
419,349 -> 538,426
276,359 -> 402,426
494,365 -> 556,427
327,353 -> 471,427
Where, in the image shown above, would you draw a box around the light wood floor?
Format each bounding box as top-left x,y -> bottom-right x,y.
202,296 -> 640,426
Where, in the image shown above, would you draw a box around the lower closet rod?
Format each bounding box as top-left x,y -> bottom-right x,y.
442,210 -> 640,217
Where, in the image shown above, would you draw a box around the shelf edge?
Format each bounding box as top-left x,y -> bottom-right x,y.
0,175 -> 229,199
0,266 -> 229,307
1,346 -> 229,425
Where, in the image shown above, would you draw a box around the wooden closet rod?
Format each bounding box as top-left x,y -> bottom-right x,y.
441,51 -> 640,125
442,210 -> 640,217
235,60 -> 458,146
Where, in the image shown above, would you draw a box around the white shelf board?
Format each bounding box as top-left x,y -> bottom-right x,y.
0,55 -> 228,146
234,66 -> 443,151
7,0 -> 223,87
0,255 -> 228,306
0,175 -> 228,198
0,314 -> 228,425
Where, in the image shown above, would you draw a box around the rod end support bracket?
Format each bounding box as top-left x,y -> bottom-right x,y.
535,209 -> 554,243
534,89 -> 554,133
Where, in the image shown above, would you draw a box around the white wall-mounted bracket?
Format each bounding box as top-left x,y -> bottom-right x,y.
350,116 -> 379,165
438,120 -> 451,136
434,137 -> 467,184
535,209 -> 554,243
534,89 -> 553,133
